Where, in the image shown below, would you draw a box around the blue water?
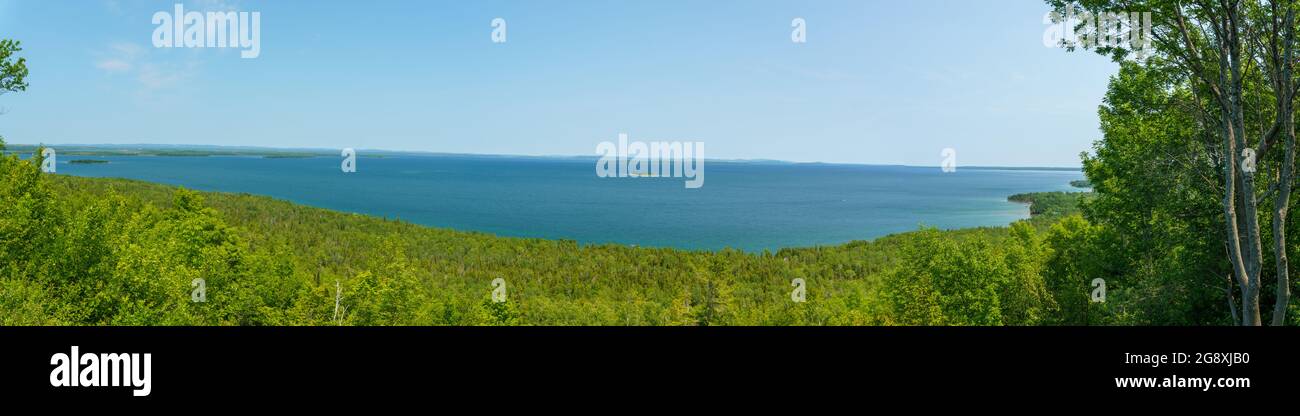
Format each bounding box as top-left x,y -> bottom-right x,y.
52,155 -> 1082,251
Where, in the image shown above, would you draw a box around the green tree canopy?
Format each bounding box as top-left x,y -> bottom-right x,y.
0,39 -> 28,96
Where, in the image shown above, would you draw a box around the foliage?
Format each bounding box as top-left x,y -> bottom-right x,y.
1007,192 -> 1091,218
0,39 -> 27,95
882,222 -> 1052,326
1072,62 -> 1236,325
0,151 -> 1116,325
1043,0 -> 1300,325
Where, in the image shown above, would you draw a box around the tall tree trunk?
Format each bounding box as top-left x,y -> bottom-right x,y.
1222,109 -> 1258,325
1226,5 -> 1265,325
1272,123 -> 1292,325
1268,6 -> 1295,326
1271,70 -> 1295,326
1220,95 -> 1254,325
1236,118 -> 1264,326
1189,2 -> 1257,326
1237,125 -> 1264,325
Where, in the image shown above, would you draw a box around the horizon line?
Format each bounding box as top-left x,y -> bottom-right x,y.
4,142 -> 1085,170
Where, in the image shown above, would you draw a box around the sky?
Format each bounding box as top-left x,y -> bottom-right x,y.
0,0 -> 1117,167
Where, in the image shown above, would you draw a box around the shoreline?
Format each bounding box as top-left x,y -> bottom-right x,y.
44,170 -> 1088,254
3,144 -> 1084,171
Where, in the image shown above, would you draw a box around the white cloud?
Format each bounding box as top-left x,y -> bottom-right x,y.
137,65 -> 179,89
110,42 -> 144,58
95,59 -> 132,72
94,42 -> 144,75
94,42 -> 195,91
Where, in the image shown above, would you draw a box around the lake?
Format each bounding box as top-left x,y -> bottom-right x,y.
51,154 -> 1083,251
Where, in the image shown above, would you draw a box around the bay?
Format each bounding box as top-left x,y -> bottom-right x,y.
52,154 -> 1083,252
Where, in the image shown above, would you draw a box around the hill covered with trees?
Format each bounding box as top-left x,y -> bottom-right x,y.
6,12 -> 1296,325
1,142 -> 1158,326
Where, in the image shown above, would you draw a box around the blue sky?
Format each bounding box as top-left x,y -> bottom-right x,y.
0,0 -> 1116,166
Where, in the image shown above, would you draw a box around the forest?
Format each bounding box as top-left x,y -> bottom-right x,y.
6,0 -> 1300,326
0,142 -> 1219,326
0,142 -> 1107,326
1040,0 -> 1300,325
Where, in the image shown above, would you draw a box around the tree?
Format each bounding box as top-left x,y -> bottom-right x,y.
883,228 -> 1018,326
1048,0 -> 1299,325
0,39 -> 27,96
0,38 -> 28,148
1077,61 -> 1233,324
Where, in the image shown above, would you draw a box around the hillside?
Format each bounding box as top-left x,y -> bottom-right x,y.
1,151 -> 1096,326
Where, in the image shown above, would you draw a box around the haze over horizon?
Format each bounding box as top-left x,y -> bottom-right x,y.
3,142 -> 1087,168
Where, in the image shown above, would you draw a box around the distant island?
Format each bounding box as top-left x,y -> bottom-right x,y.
68,159 -> 109,164
5,144 -> 324,159
1070,179 -> 1091,188
262,154 -> 315,159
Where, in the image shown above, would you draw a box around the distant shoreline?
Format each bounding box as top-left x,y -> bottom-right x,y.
9,146 -> 1088,251
3,143 -> 1084,171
